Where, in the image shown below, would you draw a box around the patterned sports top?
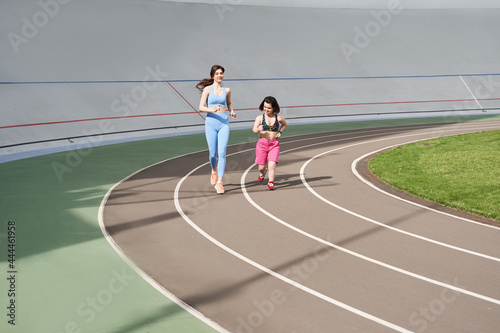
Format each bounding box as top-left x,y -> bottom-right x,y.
262,114 -> 279,132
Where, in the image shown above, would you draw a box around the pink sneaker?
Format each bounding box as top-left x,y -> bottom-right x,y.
210,171 -> 217,185
267,182 -> 275,190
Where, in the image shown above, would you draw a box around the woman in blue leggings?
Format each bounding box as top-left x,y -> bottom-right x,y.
196,65 -> 236,194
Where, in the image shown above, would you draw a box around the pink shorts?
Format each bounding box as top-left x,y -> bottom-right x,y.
255,138 -> 280,165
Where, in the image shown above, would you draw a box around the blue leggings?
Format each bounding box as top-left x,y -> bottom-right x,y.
205,116 -> 230,177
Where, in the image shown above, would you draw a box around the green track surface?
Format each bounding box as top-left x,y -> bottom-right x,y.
1,115 -> 499,332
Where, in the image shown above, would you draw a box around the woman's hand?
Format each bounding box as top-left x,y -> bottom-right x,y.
230,111 -> 236,119
213,104 -> 223,113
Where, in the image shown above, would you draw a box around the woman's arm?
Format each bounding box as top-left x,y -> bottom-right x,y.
198,86 -> 219,113
277,116 -> 287,137
252,116 -> 263,134
226,88 -> 236,119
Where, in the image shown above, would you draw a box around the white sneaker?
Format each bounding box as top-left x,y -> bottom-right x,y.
215,181 -> 225,194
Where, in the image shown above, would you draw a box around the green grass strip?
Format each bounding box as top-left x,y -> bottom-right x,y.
369,130 -> 500,221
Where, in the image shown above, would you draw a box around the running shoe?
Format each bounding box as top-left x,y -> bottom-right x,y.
210,171 -> 217,185
267,182 -> 275,190
258,171 -> 266,182
215,182 -> 225,194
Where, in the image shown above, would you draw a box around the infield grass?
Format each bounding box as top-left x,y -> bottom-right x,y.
368,130 -> 500,221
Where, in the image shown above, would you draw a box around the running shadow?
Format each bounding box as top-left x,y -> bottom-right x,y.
176,202 -> 433,309
236,174 -> 335,192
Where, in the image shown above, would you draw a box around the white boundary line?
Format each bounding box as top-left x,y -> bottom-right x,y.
298,130 -> 500,263
171,122 -> 500,331
99,120 -> 499,332
241,146 -> 500,308
352,144 -> 500,230
176,163 -> 413,332
95,126 -> 403,333
284,121 -> 500,234
98,153 -> 231,333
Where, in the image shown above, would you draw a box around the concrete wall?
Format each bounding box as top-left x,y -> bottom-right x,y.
1,0 -> 500,159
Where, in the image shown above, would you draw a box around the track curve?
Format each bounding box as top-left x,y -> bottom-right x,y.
102,120 -> 500,332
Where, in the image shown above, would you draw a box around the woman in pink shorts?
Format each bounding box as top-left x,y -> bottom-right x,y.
252,96 -> 287,190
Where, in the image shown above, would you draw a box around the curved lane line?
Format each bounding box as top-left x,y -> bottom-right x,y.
175,162 -> 413,333
351,145 -> 500,230
98,153 -> 231,333
243,164 -> 500,307
100,121 -> 498,333
298,126 -> 500,264
240,123 -> 500,304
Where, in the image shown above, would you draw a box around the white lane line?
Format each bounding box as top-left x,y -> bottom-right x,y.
96,125 -> 397,317
98,154 -> 231,333
100,121 -> 498,332
243,163 -> 500,306
299,131 -> 500,263
352,145 -> 500,230
175,164 -> 413,333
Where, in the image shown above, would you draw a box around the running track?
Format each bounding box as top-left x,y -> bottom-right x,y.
102,120 -> 500,333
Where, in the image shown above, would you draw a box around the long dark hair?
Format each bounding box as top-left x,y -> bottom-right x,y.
259,96 -> 280,114
195,65 -> 225,92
